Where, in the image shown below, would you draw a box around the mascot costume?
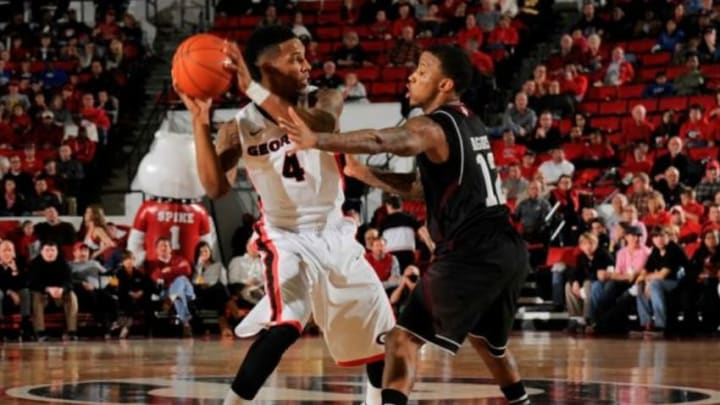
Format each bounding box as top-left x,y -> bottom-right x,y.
127,131 -> 213,264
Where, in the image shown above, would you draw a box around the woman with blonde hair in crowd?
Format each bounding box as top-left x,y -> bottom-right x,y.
79,205 -> 119,267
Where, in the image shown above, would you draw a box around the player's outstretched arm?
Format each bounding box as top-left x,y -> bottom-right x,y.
279,108 -> 444,156
178,91 -> 234,199
344,155 -> 424,200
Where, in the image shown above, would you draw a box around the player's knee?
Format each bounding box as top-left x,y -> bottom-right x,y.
386,328 -> 423,358
265,324 -> 302,349
471,335 -> 507,358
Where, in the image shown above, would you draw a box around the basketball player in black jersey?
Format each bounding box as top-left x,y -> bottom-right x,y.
280,45 -> 532,405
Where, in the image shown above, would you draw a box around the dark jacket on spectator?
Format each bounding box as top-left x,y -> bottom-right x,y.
651,153 -> 690,183
3,171 -> 34,197
34,221 -> 76,247
0,259 -> 27,293
27,255 -> 73,292
645,241 -> 688,279
572,247 -> 614,284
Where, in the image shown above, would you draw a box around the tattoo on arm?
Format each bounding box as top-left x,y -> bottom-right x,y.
314,116 -> 439,156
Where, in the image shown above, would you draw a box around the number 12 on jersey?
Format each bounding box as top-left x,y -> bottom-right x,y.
282,152 -> 306,181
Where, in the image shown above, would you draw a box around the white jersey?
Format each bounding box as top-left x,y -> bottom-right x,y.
236,102 -> 344,232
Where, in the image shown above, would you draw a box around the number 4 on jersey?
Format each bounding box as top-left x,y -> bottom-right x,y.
282,152 -> 306,181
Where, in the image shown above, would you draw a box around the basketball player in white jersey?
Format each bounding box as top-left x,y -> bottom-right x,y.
177,26 -> 394,405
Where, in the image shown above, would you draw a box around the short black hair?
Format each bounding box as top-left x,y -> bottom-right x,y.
385,195 -> 403,210
425,44 -> 473,95
41,240 -> 58,248
244,25 -> 297,81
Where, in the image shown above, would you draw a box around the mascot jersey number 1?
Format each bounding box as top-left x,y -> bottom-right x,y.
128,131 -> 213,264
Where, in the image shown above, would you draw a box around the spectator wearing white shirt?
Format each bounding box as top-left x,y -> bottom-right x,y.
538,147 -> 574,184
291,11 -> 312,41
339,72 -> 369,103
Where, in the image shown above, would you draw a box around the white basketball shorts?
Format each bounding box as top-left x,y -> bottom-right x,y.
235,218 -> 395,366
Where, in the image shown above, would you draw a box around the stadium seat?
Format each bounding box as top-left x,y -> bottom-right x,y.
658,96 -> 688,111
545,247 -> 579,267
618,84 -> 645,99
370,82 -> 399,96
688,147 -> 719,161
598,100 -> 627,115
592,116 -> 621,132
355,66 -> 380,82
577,101 -> 599,114
626,39 -> 656,54
382,66 -> 410,81
563,143 -> 586,161
317,27 -> 342,41
640,52 -> 671,67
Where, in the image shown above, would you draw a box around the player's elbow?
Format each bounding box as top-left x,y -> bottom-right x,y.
201,178 -> 231,199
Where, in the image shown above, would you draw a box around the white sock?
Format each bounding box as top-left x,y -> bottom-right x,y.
223,389 -> 251,405
364,380 -> 382,405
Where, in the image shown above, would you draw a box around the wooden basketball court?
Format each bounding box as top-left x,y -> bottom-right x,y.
1,332 -> 719,404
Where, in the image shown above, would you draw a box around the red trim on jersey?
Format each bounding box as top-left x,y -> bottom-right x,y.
333,153 -> 346,190
336,352 -> 385,367
255,221 -> 283,323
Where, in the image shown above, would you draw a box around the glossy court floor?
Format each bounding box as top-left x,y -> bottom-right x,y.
1,332 -> 719,404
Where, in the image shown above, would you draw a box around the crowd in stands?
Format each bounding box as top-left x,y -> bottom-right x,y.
210,0 -> 554,110
0,3 -> 148,217
493,0 -> 720,336
0,203 -> 268,341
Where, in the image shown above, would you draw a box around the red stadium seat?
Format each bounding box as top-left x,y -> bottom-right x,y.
317,42 -> 336,56
403,201 -> 427,222
688,147 -> 719,161
592,116 -> 621,132
0,220 -> 19,239
618,84 -> 645,99
355,66 -> 380,82
238,16 -> 261,28
625,39 -> 655,54
382,66 -> 410,81
639,67 -> 663,82
598,100 -> 627,115
363,41 -> 387,54
632,98 -> 659,112
317,14 -> 342,25
689,95 -> 716,111
563,143 -> 586,161
370,81 -> 399,96
667,66 -> 685,79
316,27 -> 342,41
558,118 -> 572,134
545,247 -> 579,267
658,96 -> 688,111
640,52 -> 671,67
577,101 -> 599,114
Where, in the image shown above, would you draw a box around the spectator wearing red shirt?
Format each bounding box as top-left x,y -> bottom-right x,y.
680,187 -> 705,223
80,93 -> 111,132
65,128 -> 97,164
465,39 -> 494,75
670,206 -> 702,244
391,4 -> 416,38
0,116 -> 14,149
581,131 -> 615,168
370,10 -> 392,40
61,84 -> 81,114
596,46 -> 634,87
643,191 -> 672,229
679,104 -> 712,147
31,111 -> 64,150
9,36 -> 30,62
9,104 -> 32,143
494,129 -> 527,167
145,237 -> 195,335
622,142 -> 654,176
364,238 -> 401,291
520,150 -> 538,180
703,204 -> 720,232
547,35 -> 582,74
457,15 -> 483,48
21,144 -> 43,176
559,64 -> 589,100
622,105 -> 655,145
486,14 -> 519,60
94,10 -> 121,43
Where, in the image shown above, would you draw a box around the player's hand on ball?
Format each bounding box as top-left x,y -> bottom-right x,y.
222,40 -> 252,90
279,107 -> 318,152
175,85 -> 212,125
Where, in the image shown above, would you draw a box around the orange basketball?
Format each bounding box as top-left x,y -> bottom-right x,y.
171,33 -> 233,99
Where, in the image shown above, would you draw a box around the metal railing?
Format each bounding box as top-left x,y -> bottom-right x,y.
126,80 -> 173,186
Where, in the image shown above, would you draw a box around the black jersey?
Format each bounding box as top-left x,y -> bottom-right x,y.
417,103 -> 509,255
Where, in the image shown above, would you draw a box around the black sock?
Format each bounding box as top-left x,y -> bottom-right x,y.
230,324 -> 300,400
366,360 -> 384,388
381,389 -> 408,405
501,381 -> 529,404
